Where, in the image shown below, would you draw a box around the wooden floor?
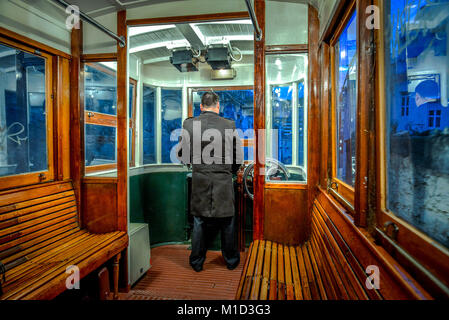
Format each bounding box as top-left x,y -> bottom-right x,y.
122,245 -> 247,300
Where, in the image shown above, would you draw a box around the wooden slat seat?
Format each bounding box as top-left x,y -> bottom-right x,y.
236,199 -> 383,300
0,181 -> 128,300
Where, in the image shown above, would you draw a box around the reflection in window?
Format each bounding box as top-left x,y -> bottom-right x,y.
271,85 -> 293,165
84,62 -> 117,174
84,63 -> 117,116
161,88 -> 182,163
85,124 -> 116,166
335,11 -> 357,187
143,85 -> 156,164
0,43 -> 47,177
384,0 -> 449,248
265,53 -> 308,182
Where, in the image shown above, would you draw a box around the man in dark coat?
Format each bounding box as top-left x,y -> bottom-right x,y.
177,91 -> 243,272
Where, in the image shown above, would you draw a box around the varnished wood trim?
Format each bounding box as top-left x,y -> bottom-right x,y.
70,22 -> 84,225
116,10 -> 128,232
253,0 -> 265,241
81,53 -> 117,62
85,164 -> 117,174
85,111 -> 117,127
126,11 -> 250,26
316,189 -> 432,300
265,183 -> 308,190
265,44 -> 308,54
320,0 -> 356,45
354,0 -> 373,227
307,5 -> 320,239
0,27 -> 71,59
82,177 -> 118,184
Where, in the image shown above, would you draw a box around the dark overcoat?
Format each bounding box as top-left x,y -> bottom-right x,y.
177,111 -> 243,218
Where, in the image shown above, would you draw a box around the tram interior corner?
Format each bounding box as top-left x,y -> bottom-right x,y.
0,0 -> 448,302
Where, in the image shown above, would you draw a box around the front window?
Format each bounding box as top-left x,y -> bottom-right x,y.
161,88 -> 182,164
192,88 -> 254,161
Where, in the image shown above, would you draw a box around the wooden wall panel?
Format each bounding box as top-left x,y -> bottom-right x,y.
70,23 -> 84,221
58,57 -> 71,181
264,188 -> 309,246
253,0 -> 266,240
307,5 -> 320,240
82,179 -> 118,233
116,11 -> 128,232
316,189 -> 432,300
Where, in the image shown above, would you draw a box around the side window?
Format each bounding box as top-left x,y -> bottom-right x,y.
84,62 -> 118,175
383,0 -> 449,248
142,85 -> 157,164
265,53 -> 308,183
331,10 -> 357,204
0,41 -> 54,189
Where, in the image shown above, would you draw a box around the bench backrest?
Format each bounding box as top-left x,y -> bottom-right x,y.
0,182 -> 80,271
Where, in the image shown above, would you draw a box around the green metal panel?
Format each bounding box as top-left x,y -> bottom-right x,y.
129,172 -> 189,245
129,171 -> 252,250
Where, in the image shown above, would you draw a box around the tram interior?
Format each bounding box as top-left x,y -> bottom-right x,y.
0,0 -> 448,301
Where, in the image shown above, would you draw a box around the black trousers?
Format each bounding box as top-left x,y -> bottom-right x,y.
189,215 -> 240,270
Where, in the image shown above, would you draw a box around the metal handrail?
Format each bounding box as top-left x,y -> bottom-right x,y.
244,0 -> 263,41
51,0 -> 126,48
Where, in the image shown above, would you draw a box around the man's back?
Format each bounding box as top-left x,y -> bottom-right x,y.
178,111 -> 242,218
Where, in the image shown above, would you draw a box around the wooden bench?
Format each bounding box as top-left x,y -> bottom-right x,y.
0,181 -> 128,300
236,199 -> 383,300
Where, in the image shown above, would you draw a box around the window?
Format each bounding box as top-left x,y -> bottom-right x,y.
265,53 -> 308,183
84,62 -> 118,175
0,40 -> 54,189
161,88 -> 182,164
129,78 -> 137,166
383,0 -> 449,248
191,88 -> 254,161
142,84 -> 156,164
331,9 -> 357,203
84,62 -> 137,174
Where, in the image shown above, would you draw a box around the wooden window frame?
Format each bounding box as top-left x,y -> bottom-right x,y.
0,36 -> 55,190
187,86 -> 255,160
374,0 -> 449,294
82,60 -> 137,173
329,0 -> 357,211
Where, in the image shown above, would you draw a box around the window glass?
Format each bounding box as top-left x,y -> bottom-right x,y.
193,89 -> 254,161
129,81 -> 135,163
84,62 -> 117,175
271,85 -> 293,165
265,53 -> 308,182
335,11 -> 357,187
129,81 -> 134,118
297,80 -> 306,168
384,0 -> 449,248
0,43 -> 48,177
85,124 -> 116,166
161,88 -> 182,163
84,63 -> 117,116
143,85 -> 156,164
